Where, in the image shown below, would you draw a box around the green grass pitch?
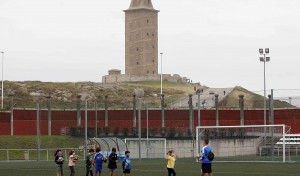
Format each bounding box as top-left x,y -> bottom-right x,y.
0,158 -> 299,176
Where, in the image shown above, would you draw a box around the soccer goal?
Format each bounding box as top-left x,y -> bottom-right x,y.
196,125 -> 288,163
124,138 -> 167,159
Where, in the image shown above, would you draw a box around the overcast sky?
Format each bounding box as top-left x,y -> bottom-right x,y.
0,0 -> 300,91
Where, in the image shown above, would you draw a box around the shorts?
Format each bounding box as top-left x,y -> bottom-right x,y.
56,164 -> 64,174
110,169 -> 116,171
123,169 -> 131,174
95,165 -> 103,172
202,163 -> 212,174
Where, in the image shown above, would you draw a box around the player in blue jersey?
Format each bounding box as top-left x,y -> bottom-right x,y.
93,147 -> 106,176
201,139 -> 213,176
122,151 -> 131,176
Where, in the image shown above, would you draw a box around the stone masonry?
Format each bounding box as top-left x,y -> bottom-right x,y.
101,0 -> 190,84
102,73 -> 188,84
124,0 -> 159,75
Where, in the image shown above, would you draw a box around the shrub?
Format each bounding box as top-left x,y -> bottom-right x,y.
104,127 -> 110,136
219,128 -> 226,138
212,129 -> 218,139
187,129 -> 192,138
69,126 -> 83,137
238,128 -> 245,138
161,127 -> 166,137
204,129 -> 210,139
141,128 -> 147,137
228,128 -> 235,138
167,128 -> 176,138
178,129 -> 184,138
132,127 -> 137,137
87,127 -> 96,137
122,127 -> 129,137
150,128 -> 158,137
96,127 -> 101,137
113,127 -> 120,136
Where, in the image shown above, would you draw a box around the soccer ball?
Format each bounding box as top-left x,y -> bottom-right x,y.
58,157 -> 64,162
73,155 -> 79,161
195,155 -> 202,161
102,156 -> 107,163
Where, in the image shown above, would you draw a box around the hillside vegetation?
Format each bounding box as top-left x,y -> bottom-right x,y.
3,81 -> 293,109
3,81 -> 202,109
219,86 -> 293,108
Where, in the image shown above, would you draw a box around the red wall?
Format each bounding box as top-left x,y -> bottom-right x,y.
0,112 -> 10,135
1,109 -> 300,135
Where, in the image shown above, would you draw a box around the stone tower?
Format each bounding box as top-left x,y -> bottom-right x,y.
124,0 -> 159,75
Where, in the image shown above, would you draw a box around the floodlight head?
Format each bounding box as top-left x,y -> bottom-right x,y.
265,48 -> 269,54
266,57 -> 270,62
260,57 -> 264,62
259,48 -> 264,55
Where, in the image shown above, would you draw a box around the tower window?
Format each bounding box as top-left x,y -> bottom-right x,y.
147,20 -> 149,23
147,33 -> 149,36
136,48 -> 139,51
152,33 -> 154,37
152,45 -> 155,49
137,62 -> 139,65
147,70 -> 149,74
148,0 -> 150,4
153,71 -> 155,74
153,60 -> 155,63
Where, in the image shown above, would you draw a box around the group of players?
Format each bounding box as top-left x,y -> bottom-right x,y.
54,147 -> 131,176
167,139 -> 213,176
54,139 -> 213,176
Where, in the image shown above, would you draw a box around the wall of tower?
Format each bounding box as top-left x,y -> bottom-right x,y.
125,9 -> 158,75
102,74 -> 188,84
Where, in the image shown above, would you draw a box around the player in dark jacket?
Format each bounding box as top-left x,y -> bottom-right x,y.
54,149 -> 64,176
108,147 -> 119,176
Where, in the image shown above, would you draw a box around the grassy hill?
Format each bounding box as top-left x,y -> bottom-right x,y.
219,86 -> 293,109
3,81 -> 203,109
3,81 -> 293,109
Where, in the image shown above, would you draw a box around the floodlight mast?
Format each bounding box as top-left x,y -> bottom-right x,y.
259,48 -> 270,146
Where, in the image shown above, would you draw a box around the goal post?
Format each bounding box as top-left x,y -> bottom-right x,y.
196,125 -> 286,163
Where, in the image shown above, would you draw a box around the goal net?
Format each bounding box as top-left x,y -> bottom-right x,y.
196,125 -> 288,163
125,138 -> 166,159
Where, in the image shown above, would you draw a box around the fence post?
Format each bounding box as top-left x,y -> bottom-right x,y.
95,101 -> 98,138
215,94 -> 219,126
270,90 -> 274,159
133,95 -> 136,130
239,95 -> 244,126
47,149 -> 49,161
37,103 -> 40,162
105,96 -> 108,128
85,100 -> 88,160
47,96 -> 51,136
161,94 -> 165,133
268,94 -> 272,125
65,150 -> 67,161
6,150 -> 9,161
188,94 -> 193,134
9,95 -> 13,136
76,95 -> 82,126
